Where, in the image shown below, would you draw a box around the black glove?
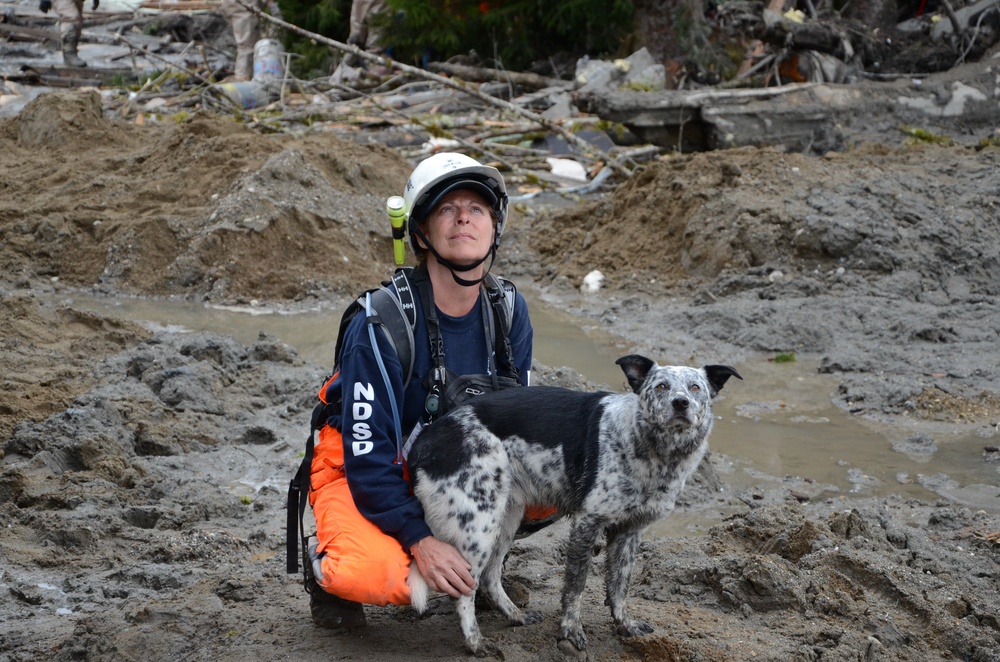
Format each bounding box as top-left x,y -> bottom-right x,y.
39,0 -> 51,13
92,0 -> 99,9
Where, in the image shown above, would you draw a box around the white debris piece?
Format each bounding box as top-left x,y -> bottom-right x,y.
546,157 -> 589,183
581,270 -> 605,293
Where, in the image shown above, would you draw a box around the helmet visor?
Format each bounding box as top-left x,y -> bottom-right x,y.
409,177 -> 500,227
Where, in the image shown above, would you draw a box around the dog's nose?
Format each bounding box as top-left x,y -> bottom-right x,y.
672,398 -> 689,411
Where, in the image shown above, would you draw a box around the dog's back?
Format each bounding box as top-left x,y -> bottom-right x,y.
409,386 -> 609,513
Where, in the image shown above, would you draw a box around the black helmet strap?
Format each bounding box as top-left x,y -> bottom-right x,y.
411,223 -> 497,288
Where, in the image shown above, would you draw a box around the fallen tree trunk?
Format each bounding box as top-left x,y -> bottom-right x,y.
425,62 -> 569,91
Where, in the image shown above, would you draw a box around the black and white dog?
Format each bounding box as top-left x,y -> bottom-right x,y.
406,354 -> 742,657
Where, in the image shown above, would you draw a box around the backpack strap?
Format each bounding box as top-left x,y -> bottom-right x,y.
484,272 -> 516,334
329,272 -> 417,388
363,286 -> 415,388
484,273 -> 520,382
286,413 -> 319,576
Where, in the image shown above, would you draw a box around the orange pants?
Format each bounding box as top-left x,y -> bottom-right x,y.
308,425 -> 559,606
309,426 -> 413,606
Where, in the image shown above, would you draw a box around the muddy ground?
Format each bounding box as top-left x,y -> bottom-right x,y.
1,57 -> 1000,662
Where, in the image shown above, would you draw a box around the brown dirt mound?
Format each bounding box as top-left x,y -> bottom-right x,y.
0,296 -> 150,442
526,143 -> 1000,296
0,90 -> 411,302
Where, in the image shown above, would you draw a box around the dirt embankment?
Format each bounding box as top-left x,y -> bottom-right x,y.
2,89 -> 999,662
0,90 -> 410,302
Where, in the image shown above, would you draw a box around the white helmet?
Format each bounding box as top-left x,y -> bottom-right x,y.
402,152 -> 508,252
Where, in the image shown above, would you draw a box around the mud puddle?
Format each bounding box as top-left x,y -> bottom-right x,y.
50,290 -> 1000,532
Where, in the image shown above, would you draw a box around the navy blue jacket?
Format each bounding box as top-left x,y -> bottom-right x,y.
326,282 -> 533,552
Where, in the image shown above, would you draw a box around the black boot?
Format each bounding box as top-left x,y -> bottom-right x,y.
309,579 -> 367,629
62,31 -> 87,67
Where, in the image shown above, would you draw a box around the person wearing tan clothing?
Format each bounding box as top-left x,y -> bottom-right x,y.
220,0 -> 281,81
39,0 -> 96,67
348,0 -> 386,53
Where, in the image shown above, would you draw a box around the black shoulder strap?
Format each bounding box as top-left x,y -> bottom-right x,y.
330,270 -> 417,387
484,273 -> 519,382
484,272 -> 515,333
364,286 -> 415,388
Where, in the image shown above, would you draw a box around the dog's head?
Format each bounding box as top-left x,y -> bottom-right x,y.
615,354 -> 742,434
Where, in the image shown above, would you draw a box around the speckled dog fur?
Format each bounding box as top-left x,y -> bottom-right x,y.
406,354 -> 742,657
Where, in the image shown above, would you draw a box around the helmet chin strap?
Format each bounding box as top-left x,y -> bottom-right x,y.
413,224 -> 497,288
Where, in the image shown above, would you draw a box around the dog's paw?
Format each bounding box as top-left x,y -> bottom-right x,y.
520,609 -> 543,625
616,618 -> 654,637
468,636 -> 504,659
557,636 -> 588,660
558,622 -> 588,658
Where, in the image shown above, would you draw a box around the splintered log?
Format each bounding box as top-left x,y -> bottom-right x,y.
426,62 -> 569,91
6,64 -> 138,86
0,22 -> 61,44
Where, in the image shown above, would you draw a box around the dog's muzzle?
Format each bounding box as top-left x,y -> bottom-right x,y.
670,397 -> 691,422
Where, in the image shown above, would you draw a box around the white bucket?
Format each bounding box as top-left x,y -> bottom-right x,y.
253,38 -> 284,84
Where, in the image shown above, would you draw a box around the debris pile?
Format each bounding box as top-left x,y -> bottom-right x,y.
2,0 -> 998,176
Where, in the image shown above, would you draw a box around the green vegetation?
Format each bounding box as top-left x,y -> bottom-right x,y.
278,0 -> 352,78
899,125 -> 953,145
276,0 -> 633,77
772,351 -> 796,363
976,134 -> 1000,150
385,0 -> 632,70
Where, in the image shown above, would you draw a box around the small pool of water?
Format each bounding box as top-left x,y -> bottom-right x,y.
52,290 -> 1000,532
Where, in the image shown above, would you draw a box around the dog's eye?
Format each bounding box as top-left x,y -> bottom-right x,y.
690,384 -> 701,391
656,383 -> 668,391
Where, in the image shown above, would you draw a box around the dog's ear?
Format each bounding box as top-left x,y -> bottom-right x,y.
703,365 -> 743,397
616,355 -> 656,393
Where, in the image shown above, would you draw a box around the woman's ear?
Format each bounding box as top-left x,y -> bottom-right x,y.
414,226 -> 428,250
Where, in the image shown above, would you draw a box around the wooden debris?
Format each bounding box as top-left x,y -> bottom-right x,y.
137,0 -> 222,10
249,4 -> 634,177
5,64 -> 133,87
948,526 -> 1000,547
426,62 -> 570,91
0,22 -> 61,44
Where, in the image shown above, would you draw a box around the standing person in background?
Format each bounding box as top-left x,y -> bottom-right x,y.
39,0 -> 95,67
220,0 -> 281,81
345,0 -> 387,64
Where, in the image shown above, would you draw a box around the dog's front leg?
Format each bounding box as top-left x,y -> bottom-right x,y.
604,526 -> 654,637
557,517 -> 602,657
456,593 -> 502,658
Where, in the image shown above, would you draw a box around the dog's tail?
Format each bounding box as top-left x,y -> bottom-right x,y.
407,563 -> 430,613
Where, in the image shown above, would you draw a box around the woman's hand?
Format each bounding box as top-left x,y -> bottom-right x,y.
410,536 -> 475,598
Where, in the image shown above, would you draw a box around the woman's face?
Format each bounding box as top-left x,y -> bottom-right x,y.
419,188 -> 495,266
